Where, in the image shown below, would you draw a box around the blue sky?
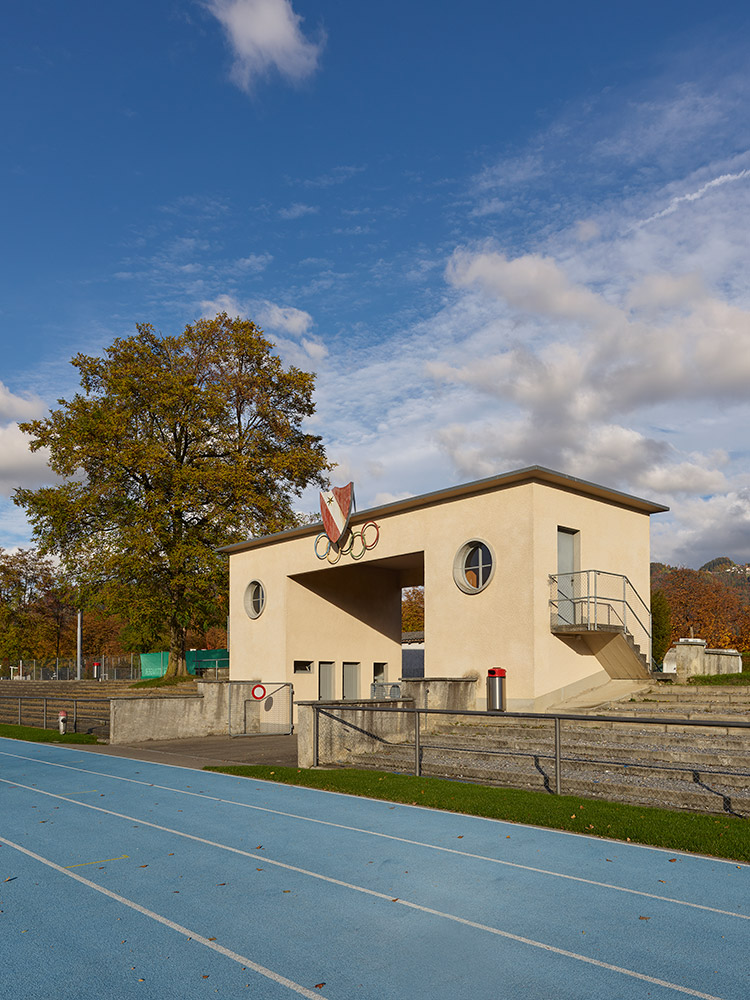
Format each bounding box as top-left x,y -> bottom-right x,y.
3,0 -> 750,567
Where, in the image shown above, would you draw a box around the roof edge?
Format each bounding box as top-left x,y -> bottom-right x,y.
218,465 -> 669,555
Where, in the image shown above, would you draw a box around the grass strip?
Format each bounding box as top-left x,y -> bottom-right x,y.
0,722 -> 98,744
687,673 -> 750,686
205,765 -> 749,863
129,675 -> 196,689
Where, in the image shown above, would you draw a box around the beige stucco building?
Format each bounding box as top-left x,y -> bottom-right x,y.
222,467 -> 667,712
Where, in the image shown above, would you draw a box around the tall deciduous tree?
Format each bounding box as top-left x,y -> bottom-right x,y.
15,314 -> 330,675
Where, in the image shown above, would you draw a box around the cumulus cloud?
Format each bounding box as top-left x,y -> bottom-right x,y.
207,0 -> 324,92
0,423 -> 53,497
256,300 -> 313,336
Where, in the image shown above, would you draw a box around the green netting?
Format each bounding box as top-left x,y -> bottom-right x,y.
139,648 -> 229,678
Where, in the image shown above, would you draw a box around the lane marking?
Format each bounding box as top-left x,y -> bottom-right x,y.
0,835 -> 330,999
4,741 -> 747,867
0,755 -> 746,921
64,854 -> 129,868
0,817 -> 727,1000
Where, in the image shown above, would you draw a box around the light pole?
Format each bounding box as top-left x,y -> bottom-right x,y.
76,609 -> 82,680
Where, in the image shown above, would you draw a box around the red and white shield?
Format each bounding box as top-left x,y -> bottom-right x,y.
319,482 -> 355,545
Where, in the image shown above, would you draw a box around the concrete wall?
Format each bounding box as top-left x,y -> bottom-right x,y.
229,471 -> 657,714
109,681 -> 264,744
663,639 -> 742,681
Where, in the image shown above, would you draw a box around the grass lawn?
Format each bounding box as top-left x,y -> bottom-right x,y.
129,675 -> 196,689
205,765 -> 750,863
687,672 -> 750,686
0,722 -> 99,744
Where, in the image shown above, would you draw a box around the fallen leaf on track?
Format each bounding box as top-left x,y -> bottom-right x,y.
639,916 -> 650,921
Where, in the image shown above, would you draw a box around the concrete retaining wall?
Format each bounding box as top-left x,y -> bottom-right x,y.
663,639 -> 742,682
110,681 -> 263,743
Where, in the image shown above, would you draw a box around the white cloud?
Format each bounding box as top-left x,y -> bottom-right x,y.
278,202 -> 319,220
0,423 -> 53,497
232,252 -> 272,272
207,0 -> 324,92
256,300 -> 313,336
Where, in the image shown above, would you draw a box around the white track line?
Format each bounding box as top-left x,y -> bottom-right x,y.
0,835 -> 329,999
0,805 -> 727,1000
0,750 -> 746,921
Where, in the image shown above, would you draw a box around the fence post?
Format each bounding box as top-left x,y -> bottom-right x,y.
554,717 -> 562,794
312,706 -> 319,767
414,709 -> 421,777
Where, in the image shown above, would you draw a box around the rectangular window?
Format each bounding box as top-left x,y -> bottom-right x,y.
293,660 -> 313,673
373,662 -> 386,683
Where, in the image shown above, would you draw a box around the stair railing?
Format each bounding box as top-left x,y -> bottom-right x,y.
549,570 -> 652,667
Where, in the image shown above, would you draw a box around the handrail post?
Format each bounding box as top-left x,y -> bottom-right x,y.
414,709 -> 421,776
554,717 -> 562,794
593,571 -> 598,629
18,698 -> 21,726
313,706 -> 319,767
43,697 -> 47,729
623,576 -> 627,633
73,700 -> 77,733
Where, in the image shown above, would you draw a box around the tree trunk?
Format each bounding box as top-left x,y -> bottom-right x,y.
165,620 -> 188,677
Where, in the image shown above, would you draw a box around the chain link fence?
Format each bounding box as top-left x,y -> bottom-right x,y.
311,703 -> 750,816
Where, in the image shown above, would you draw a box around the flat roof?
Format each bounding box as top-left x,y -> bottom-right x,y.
218,465 -> 669,556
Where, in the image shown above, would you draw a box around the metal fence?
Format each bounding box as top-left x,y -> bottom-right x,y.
311,703 -> 750,816
0,696 -> 112,736
2,655 -> 140,682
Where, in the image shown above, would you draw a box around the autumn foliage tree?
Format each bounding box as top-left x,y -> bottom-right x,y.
650,566 -> 750,651
15,314 -> 330,676
402,586 -> 424,632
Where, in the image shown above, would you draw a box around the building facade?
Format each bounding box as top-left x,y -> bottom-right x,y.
222,467 -> 667,712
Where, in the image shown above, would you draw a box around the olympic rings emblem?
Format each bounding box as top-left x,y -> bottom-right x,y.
314,521 -> 380,564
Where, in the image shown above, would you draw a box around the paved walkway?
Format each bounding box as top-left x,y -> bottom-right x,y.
73,733 -> 298,770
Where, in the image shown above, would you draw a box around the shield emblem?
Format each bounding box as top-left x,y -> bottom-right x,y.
319,482 -> 355,545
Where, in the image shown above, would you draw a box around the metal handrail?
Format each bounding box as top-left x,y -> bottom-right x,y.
0,695 -> 111,734
310,702 -> 750,796
549,569 -> 652,664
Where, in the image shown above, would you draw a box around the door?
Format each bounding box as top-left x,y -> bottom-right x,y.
557,528 -> 578,625
319,661 -> 334,700
342,662 -> 360,700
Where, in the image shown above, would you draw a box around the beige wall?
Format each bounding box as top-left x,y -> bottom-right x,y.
228,476 -> 655,712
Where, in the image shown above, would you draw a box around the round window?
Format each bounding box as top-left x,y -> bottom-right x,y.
453,540 -> 495,594
243,580 -> 266,619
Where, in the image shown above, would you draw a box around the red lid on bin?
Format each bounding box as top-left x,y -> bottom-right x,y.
487,668 -> 506,677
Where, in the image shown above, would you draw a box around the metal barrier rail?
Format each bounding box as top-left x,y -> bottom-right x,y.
0,696 -> 112,735
311,703 -> 750,795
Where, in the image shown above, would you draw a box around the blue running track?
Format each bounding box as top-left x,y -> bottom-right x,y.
0,737 -> 747,999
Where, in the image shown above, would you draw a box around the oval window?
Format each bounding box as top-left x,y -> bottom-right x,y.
453,540 -> 495,594
243,580 -> 266,619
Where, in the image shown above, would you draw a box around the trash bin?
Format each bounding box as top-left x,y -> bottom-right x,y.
486,668 -> 507,711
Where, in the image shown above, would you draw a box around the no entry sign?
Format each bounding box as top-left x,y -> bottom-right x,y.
251,684 -> 267,701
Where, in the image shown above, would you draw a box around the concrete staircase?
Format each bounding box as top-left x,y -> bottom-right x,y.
0,679 -> 199,736
333,683 -> 750,816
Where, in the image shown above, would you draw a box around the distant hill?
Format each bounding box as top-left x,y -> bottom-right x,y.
699,556 -> 735,572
